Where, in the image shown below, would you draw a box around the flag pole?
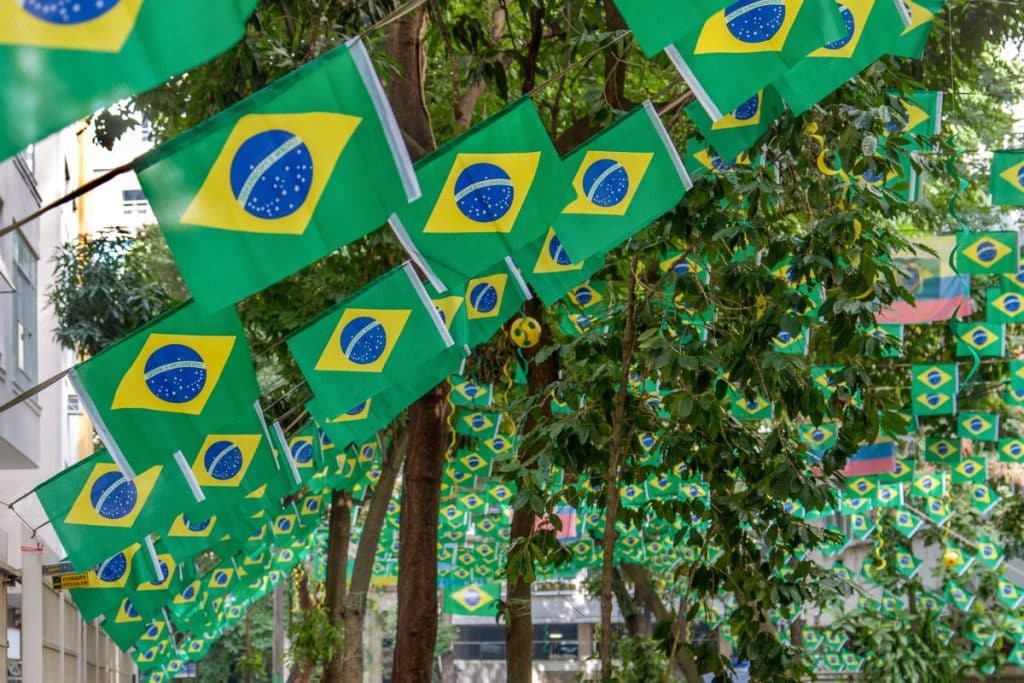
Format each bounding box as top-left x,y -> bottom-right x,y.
0,161 -> 134,239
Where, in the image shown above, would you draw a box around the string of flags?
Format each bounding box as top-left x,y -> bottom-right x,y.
12,0 -> 1024,678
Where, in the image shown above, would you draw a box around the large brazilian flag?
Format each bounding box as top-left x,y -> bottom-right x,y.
137,38 -> 419,312
0,0 -> 258,161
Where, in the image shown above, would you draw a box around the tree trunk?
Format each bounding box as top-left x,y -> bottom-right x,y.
611,567 -> 646,637
392,383 -> 449,682
599,259 -> 639,678
505,298 -> 559,682
287,567 -> 317,683
322,490 -> 352,682
621,564 -> 702,683
342,432 -> 408,683
383,6 -> 447,683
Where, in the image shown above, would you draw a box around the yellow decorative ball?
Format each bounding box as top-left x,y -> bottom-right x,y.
510,317 -> 542,348
942,548 -> 961,569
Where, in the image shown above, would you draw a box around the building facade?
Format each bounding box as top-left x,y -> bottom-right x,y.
0,130 -> 134,682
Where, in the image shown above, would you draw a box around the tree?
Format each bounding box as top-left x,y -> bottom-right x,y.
48,0 -> 1024,681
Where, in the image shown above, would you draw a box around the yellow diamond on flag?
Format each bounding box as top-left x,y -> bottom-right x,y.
191,434 -> 262,488
315,308 -> 411,373
423,152 -> 540,234
916,366 -> 952,389
563,151 -> 653,216
0,0 -> 143,52
111,333 -> 236,414
65,464 -> 162,528
695,0 -> 802,55
181,113 -> 361,235
809,0 -> 871,58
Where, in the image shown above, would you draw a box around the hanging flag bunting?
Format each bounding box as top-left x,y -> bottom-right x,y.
553,102 -> 692,263
999,437 -> 1024,464
137,38 -> 418,311
511,227 -> 605,306
0,0 -> 258,162
924,437 -> 960,465
450,258 -> 532,348
890,0 -> 946,59
69,302 -> 260,479
611,0 -> 734,56
985,287 -> 1024,323
389,99 -> 568,292
288,263 -> 462,413
665,0 -> 847,121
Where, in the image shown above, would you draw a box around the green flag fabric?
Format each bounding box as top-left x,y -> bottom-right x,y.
69,301 -> 261,481
889,0 -> 945,59
990,150 -> 1024,206
389,99 -> 569,292
686,87 -> 785,159
909,363 -> 957,416
773,0 -> 910,115
0,0 -> 257,162
444,257 -> 532,349
137,38 -> 418,311
553,102 -> 693,263
666,0 -> 847,120
288,263 -> 462,414
612,0 -> 733,57
956,231 -> 1018,275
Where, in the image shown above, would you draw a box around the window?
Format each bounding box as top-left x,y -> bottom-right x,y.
67,394 -> 82,415
13,233 -> 37,384
122,188 -> 149,215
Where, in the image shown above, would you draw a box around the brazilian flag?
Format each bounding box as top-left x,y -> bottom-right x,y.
389,99 -> 569,293
0,1 -> 257,162
70,301 -> 260,479
35,449 -> 172,571
956,231 -> 1018,275
955,322 -> 1005,358
137,39 -> 419,312
991,150 -> 1024,206
288,263 -> 464,415
100,596 -> 151,650
553,102 -> 693,264
445,258 -> 532,349
685,87 -> 785,160
667,0 -> 847,120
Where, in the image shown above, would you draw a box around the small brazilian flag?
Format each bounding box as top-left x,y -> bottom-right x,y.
665,0 -> 847,120
449,376 -> 493,408
891,0 -> 945,59
0,0 -> 258,162
975,536 -> 1005,570
773,0 -> 911,116
685,87 -> 785,160
892,508 -> 922,538
957,412 -> 999,442
945,580 -> 975,612
924,437 -> 960,465
553,102 -> 693,263
998,578 -> 1024,610
893,546 -> 921,579
955,322 -> 1005,358
990,150 -> 1024,206
999,437 -> 1024,464
449,258 -> 532,349
799,422 -> 837,453
511,227 -> 604,306
288,263 -> 463,414
952,457 -> 986,485
730,392 -> 773,421
35,450 -> 171,571
683,138 -> 750,179
969,483 -> 999,515
910,472 -> 944,499
70,302 -> 260,477
986,286 -> 1024,323
389,99 -> 568,293
455,410 -> 500,438
885,90 -> 943,151
956,231 -> 1018,275
137,39 -> 419,311
101,597 -> 150,650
